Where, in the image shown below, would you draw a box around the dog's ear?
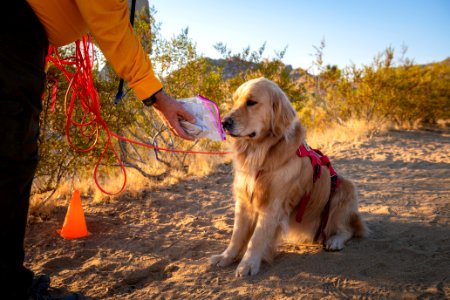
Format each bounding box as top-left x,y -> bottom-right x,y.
271,87 -> 296,137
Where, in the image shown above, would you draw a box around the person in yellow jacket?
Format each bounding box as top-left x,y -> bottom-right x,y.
28,0 -> 195,139
0,1 -> 194,299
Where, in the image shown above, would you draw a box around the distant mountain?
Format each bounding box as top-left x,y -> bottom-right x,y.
442,57 -> 450,65
205,58 -> 257,80
100,55 -> 311,84
205,57 -> 309,82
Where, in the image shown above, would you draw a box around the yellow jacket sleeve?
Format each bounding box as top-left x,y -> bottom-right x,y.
75,0 -> 162,100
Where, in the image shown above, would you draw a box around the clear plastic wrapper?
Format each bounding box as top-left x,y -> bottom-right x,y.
179,95 -> 226,141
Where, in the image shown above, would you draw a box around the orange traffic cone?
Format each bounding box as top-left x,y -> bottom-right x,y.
57,189 -> 89,239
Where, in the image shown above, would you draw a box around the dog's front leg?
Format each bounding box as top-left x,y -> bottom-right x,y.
235,204 -> 282,277
209,200 -> 254,267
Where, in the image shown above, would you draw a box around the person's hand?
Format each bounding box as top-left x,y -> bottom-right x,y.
151,90 -> 196,141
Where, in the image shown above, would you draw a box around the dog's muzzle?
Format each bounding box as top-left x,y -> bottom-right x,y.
222,116 -> 256,138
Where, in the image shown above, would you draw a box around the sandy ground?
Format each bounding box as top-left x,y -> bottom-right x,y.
26,129 -> 450,299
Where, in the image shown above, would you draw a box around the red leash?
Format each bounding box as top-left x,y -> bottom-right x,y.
45,35 -> 230,195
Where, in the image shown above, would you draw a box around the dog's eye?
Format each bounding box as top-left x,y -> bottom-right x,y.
246,100 -> 257,107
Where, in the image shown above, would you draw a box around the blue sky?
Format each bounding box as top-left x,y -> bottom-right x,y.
150,0 -> 450,70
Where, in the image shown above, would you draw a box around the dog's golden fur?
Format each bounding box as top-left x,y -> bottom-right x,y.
210,77 -> 367,277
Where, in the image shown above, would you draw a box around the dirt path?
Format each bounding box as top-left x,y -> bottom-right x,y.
26,129 -> 450,299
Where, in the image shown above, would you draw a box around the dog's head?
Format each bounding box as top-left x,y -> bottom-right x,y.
222,77 -> 297,142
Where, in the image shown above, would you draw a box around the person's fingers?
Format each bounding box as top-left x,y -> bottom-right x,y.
172,104 -> 196,139
172,118 -> 195,140
166,111 -> 194,141
151,91 -> 195,140
178,106 -> 196,124
157,109 -> 194,140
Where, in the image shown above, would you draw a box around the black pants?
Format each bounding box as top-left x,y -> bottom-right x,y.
0,2 -> 48,299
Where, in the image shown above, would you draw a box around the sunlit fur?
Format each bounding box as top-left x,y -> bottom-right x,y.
210,77 -> 367,277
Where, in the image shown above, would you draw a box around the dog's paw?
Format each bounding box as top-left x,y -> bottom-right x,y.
324,236 -> 345,251
235,258 -> 261,277
209,253 -> 235,267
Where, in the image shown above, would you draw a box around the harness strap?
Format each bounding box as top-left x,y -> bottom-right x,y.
296,143 -> 322,182
254,143 -> 340,243
314,195 -> 332,242
330,174 -> 339,193
295,142 -> 341,243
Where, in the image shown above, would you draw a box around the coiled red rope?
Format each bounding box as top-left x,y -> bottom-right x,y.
45,35 -> 230,195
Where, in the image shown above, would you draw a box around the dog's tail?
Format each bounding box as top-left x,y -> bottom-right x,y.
331,177 -> 369,238
350,212 -> 369,237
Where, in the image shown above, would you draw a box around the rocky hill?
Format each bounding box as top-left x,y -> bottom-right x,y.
205,57 -> 309,82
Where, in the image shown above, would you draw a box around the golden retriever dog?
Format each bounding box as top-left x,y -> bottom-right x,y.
210,77 -> 367,277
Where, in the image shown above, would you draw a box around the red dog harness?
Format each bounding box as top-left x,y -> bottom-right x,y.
295,143 -> 341,243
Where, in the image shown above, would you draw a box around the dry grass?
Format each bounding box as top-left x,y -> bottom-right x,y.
29,119 -> 379,220
305,119 -> 389,152
29,148 -> 231,219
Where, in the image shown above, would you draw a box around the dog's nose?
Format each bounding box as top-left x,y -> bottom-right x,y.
222,117 -> 234,131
